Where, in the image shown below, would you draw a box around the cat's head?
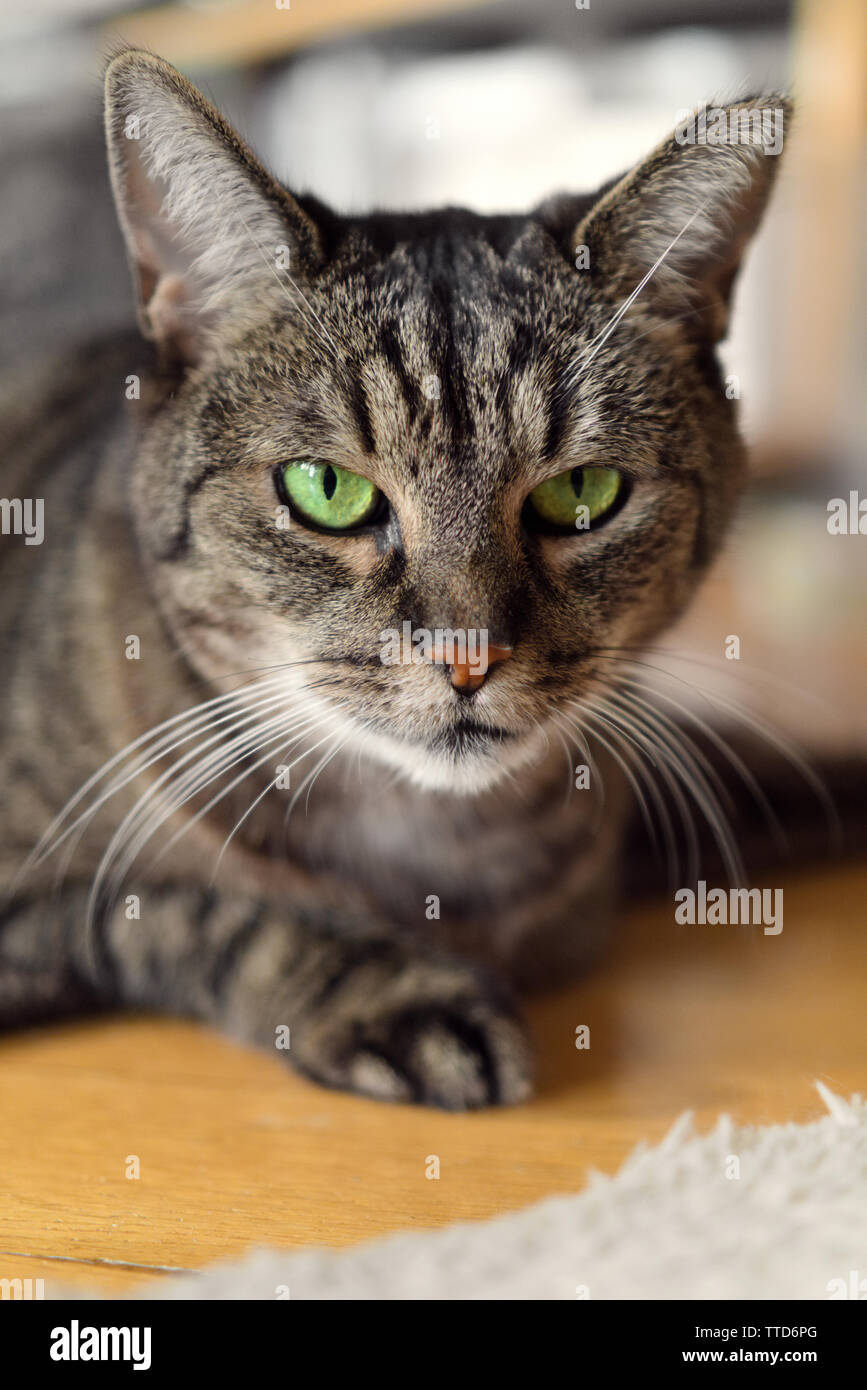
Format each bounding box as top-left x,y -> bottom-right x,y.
105,50 -> 789,793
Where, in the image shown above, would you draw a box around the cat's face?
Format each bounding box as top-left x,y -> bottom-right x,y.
107,52 -> 786,793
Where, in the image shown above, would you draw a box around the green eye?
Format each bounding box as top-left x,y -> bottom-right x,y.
279,460 -> 381,531
527,466 -> 623,530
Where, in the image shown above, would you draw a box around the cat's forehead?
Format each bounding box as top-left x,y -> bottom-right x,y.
322,205 -> 581,330
223,210 -> 672,492
329,275 -> 567,488
323,204 -> 544,266
319,249 -> 660,480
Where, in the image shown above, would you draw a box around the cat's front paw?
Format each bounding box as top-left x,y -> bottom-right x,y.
290,950 -> 534,1111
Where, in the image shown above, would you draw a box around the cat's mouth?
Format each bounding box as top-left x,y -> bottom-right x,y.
427,719 -> 518,756
347,706 -> 546,795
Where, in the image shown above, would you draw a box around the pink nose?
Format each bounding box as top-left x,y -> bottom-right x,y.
430,642 -> 513,692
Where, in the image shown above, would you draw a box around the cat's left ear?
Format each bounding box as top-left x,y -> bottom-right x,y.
572,95 -> 791,342
104,48 -> 323,365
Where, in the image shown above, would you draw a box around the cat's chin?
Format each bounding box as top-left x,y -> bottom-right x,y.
353,722 -> 549,797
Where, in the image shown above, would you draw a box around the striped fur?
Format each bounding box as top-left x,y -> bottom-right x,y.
0,52 -> 788,1107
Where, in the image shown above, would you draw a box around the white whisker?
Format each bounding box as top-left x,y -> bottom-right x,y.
570,200 -> 709,385
103,702 -> 328,891
212,705 -> 351,878
565,702 -> 673,879
599,688 -> 744,885
19,674 -> 293,879
614,674 -> 787,854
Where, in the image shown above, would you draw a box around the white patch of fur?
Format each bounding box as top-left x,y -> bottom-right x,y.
348,719 -> 550,795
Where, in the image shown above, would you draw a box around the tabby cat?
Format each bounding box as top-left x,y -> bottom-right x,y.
0,50 -> 788,1108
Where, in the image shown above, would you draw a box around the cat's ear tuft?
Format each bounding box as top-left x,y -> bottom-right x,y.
572,95 -> 792,341
104,48 -> 323,365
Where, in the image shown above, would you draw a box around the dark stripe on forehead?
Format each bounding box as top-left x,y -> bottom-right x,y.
346,370 -> 376,454
437,335 -> 473,445
495,320 -> 535,416
378,320 -> 422,424
542,368 -> 572,462
427,276 -> 474,447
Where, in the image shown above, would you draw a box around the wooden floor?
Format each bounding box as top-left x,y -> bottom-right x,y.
1,860 -> 865,1297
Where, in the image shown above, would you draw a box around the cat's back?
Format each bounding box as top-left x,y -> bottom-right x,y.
0,333 -> 147,872
0,333 -> 139,512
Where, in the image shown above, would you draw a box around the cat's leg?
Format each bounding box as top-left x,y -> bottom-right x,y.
0,885 -> 533,1110
0,895 -> 106,1028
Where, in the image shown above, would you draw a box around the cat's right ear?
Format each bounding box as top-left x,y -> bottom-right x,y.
104,48 -> 323,366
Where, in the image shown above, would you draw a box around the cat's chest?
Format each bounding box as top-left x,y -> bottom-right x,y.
283,749 -> 617,930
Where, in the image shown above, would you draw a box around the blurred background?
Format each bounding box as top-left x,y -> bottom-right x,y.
1,0 -> 865,829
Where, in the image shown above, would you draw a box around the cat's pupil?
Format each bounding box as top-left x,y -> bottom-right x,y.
323,465 -> 337,501
570,468 -> 584,499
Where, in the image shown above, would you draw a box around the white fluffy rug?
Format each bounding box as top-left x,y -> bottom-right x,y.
105,1081 -> 865,1301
